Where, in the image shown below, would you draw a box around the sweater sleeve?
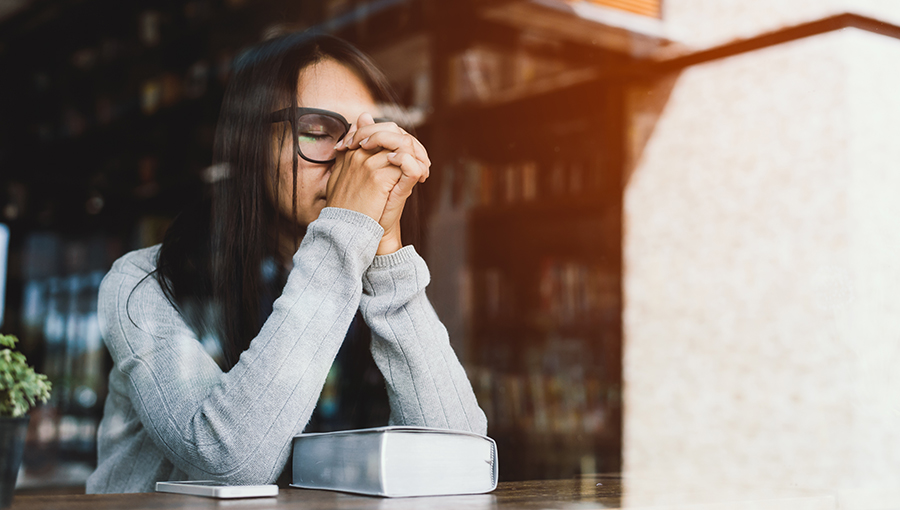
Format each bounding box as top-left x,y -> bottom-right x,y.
99,208 -> 382,484
359,245 -> 488,435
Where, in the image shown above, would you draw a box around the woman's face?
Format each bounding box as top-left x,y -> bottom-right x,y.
269,58 -> 377,227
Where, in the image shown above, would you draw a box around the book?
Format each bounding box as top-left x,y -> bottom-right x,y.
290,426 -> 498,497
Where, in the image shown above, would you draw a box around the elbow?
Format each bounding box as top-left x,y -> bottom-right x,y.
473,407 -> 489,436
182,447 -> 283,486
442,406 -> 489,436
178,415 -> 284,484
212,466 -> 280,486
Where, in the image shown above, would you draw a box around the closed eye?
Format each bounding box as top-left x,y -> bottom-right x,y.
298,132 -> 333,143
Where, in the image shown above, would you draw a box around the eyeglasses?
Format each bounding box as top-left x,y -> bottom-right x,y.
270,107 -> 352,164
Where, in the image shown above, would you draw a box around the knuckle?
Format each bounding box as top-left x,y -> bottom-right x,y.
362,157 -> 379,171
349,154 -> 368,171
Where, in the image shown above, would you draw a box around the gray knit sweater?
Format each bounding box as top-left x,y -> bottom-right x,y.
86,207 -> 487,494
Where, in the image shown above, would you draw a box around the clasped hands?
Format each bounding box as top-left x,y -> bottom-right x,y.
326,112 -> 430,255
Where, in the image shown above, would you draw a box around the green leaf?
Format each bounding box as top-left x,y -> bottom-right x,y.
0,335 -> 17,349
0,334 -> 52,417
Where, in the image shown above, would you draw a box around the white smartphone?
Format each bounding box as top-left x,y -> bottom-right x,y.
155,480 -> 279,499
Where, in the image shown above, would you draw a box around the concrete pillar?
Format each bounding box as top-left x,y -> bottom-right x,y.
623,9 -> 900,506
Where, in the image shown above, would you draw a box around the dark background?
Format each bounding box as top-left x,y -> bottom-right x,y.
0,0 -> 653,489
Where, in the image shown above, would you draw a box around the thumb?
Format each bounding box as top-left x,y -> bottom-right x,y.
356,112 -> 376,127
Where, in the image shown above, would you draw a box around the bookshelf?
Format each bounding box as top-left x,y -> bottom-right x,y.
0,0 -> 321,488
416,0 -> 641,480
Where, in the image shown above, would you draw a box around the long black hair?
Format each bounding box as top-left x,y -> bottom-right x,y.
155,32 -> 420,371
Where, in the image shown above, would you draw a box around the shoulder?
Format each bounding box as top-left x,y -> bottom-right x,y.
108,244 -> 162,279
98,244 -> 188,346
99,244 -> 164,307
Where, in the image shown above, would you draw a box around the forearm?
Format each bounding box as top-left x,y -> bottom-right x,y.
360,246 -> 488,435
107,209 -> 384,482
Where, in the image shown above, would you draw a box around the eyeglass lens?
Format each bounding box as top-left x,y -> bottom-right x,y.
296,113 -> 347,162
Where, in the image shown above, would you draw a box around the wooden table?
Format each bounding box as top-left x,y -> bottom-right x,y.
9,474 -> 838,509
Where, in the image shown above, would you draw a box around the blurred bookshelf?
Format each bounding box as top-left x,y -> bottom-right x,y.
0,0 -> 667,488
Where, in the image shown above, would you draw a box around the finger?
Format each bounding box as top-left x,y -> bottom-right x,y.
375,124 -> 431,174
335,121 -> 357,151
347,113 -> 376,148
386,152 -> 426,196
357,112 -> 376,127
346,119 -> 401,150
358,130 -> 412,154
409,137 -> 431,179
338,112 -> 377,151
396,139 -> 430,182
359,131 -> 430,175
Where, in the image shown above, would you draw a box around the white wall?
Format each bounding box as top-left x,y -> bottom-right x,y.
623,25 -> 900,507
663,0 -> 900,50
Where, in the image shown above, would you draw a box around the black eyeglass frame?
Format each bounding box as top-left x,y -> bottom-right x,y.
270,107 -> 393,164
270,107 -> 351,164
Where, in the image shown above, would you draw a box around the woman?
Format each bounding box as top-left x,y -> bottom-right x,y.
86,32 -> 487,494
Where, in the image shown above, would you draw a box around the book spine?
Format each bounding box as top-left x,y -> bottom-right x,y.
377,432 -> 389,495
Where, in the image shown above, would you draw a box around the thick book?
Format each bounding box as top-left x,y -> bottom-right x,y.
290,426 -> 498,497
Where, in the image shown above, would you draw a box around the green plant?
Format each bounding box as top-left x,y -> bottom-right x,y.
0,334 -> 51,418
